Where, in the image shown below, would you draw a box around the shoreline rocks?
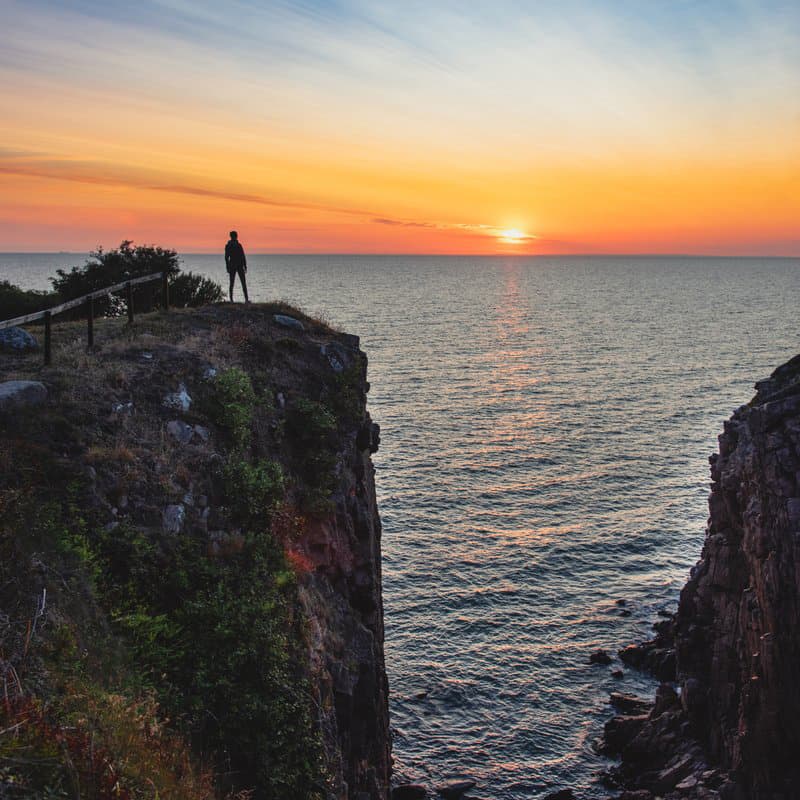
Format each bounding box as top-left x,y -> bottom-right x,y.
602,354 -> 800,799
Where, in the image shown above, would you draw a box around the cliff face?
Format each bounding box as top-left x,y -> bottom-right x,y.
299,382 -> 390,799
676,355 -> 800,798
0,304 -> 390,800
604,355 -> 800,800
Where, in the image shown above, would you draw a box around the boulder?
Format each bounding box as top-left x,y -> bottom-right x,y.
436,781 -> 476,799
543,790 -> 575,800
589,648 -> 613,665
162,504 -> 185,534
0,326 -> 39,352
273,314 -> 305,331
610,692 -> 652,716
0,380 -> 47,411
166,419 -> 194,444
162,383 -> 192,412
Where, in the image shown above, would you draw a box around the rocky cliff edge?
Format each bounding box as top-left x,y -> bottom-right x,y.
0,303 -> 390,800
602,355 -> 800,800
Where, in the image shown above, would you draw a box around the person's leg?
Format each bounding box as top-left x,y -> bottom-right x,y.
238,266 -> 249,303
228,270 -> 235,302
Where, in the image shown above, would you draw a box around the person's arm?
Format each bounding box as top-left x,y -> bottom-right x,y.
242,245 -> 247,271
225,242 -> 231,267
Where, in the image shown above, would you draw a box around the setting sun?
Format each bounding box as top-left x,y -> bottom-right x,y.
498,228 -> 531,244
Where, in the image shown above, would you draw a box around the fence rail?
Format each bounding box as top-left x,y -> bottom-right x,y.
0,271 -> 169,364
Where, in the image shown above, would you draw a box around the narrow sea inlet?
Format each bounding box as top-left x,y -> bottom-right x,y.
4,253 -> 799,798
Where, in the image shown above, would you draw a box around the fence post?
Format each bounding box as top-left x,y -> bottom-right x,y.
127,282 -> 134,324
161,271 -> 169,311
87,295 -> 94,348
44,311 -> 52,366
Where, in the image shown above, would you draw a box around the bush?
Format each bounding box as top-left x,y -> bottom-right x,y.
208,368 -> 257,448
0,280 -> 59,321
53,241 -> 180,301
223,458 -> 285,526
169,272 -> 224,308
51,242 -> 223,317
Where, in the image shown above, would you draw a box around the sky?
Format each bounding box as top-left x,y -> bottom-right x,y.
0,0 -> 798,254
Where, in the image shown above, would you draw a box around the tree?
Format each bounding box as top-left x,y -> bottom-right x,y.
51,241 -> 222,316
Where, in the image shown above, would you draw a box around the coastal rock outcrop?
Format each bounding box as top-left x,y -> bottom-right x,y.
0,304 -> 390,799
604,354 -> 800,799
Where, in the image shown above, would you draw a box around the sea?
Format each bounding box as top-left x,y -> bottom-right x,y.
3,253 -> 799,798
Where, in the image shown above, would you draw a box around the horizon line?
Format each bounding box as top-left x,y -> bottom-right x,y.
1,251 -> 799,259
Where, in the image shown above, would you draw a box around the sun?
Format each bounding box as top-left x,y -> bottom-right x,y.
498,228 -> 530,244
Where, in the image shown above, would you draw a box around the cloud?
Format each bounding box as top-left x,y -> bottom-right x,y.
0,150 -> 515,241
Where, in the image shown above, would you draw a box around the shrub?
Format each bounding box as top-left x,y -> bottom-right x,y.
53,241 -> 180,301
208,368 -> 257,448
223,458 -> 285,525
50,241 -> 223,317
0,279 -> 59,321
169,272 -> 224,308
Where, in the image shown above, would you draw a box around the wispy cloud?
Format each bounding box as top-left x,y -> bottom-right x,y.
0,151 -> 517,241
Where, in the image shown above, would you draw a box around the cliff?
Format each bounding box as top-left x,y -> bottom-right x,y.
0,303 -> 390,799
603,355 -> 800,800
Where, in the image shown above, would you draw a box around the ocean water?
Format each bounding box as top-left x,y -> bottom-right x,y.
3,253 -> 800,798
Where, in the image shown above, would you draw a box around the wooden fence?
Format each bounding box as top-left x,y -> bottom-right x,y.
0,271 -> 169,365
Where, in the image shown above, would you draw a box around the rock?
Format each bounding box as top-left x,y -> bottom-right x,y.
0,380 -> 47,411
618,639 -> 675,681
112,401 -> 134,414
392,785 -> 427,800
321,342 -> 350,372
193,424 -> 210,442
600,714 -> 648,755
202,366 -> 218,380
162,504 -> 185,534
652,753 -> 694,794
0,326 -> 39,352
612,669 -> 624,679
589,648 -> 613,664
166,419 -> 194,444
543,790 -> 575,800
162,383 -> 192,412
610,692 -> 651,716
651,682 -> 679,717
436,781 -> 476,799
273,314 -> 305,331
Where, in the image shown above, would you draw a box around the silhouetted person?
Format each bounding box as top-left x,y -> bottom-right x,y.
225,230 -> 249,303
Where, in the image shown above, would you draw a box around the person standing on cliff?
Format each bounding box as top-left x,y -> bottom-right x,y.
225,230 -> 250,303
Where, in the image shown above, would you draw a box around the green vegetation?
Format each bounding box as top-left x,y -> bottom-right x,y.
91,522 -> 322,798
286,398 -> 338,511
223,458 -> 285,525
0,409 -> 323,798
169,271 -> 224,308
0,280 -> 59,320
207,367 -> 258,448
326,358 -> 366,427
0,241 -> 223,322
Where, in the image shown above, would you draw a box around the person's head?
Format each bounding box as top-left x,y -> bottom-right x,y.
229,230 -> 238,240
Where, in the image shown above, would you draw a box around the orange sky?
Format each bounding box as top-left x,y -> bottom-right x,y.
1,1 -> 798,255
